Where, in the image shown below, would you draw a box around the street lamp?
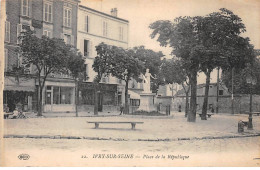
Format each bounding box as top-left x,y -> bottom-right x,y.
246,73 -> 257,130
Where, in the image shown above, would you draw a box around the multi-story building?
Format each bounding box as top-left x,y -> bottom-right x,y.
77,6 -> 132,112
4,0 -> 80,113
4,1 -> 153,114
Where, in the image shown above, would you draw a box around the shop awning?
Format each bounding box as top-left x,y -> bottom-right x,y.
4,86 -> 35,92
128,90 -> 140,99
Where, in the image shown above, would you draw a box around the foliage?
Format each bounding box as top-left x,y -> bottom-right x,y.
150,16 -> 200,122
109,47 -> 145,83
93,42 -> 114,83
132,46 -> 164,92
93,43 -> 145,114
67,48 -> 86,81
149,8 -> 256,121
18,28 -> 80,115
222,56 -> 260,94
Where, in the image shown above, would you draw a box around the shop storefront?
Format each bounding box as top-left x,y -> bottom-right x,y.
3,76 -> 36,112
43,80 -> 76,112
78,82 -> 118,112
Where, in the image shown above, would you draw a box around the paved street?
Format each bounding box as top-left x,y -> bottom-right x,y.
2,112 -> 260,166
3,137 -> 260,166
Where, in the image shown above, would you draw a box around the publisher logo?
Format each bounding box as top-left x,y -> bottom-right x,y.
18,154 -> 30,160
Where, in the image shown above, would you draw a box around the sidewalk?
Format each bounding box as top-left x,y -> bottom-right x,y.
4,112 -> 260,141
24,110 -> 122,118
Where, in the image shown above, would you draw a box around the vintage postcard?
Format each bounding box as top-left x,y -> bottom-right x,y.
0,0 -> 260,167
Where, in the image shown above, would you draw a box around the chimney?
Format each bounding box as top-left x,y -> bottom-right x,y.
110,8 -> 117,17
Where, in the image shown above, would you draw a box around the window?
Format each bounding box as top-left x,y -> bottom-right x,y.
218,90 -> 224,96
103,21 -> 108,37
64,7 -> 71,27
84,40 -> 89,57
61,33 -> 74,45
64,34 -> 71,44
4,49 -> 8,71
5,21 -> 10,42
17,24 -> 34,44
84,64 -> 89,80
60,87 -> 72,104
43,30 -> 52,37
85,15 -> 89,32
44,2 -> 52,23
17,53 -> 23,68
119,26 -> 123,41
22,0 -> 30,17
52,86 -> 73,104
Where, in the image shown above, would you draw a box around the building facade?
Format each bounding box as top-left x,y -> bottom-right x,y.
77,5 -> 131,112
4,0 -> 80,113
4,1 -> 154,114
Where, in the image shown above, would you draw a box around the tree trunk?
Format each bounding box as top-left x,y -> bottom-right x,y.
187,71 -> 197,122
201,70 -> 211,120
124,79 -> 129,114
75,80 -> 78,117
185,91 -> 189,117
94,83 -> 98,115
37,85 -> 43,116
216,67 -> 220,114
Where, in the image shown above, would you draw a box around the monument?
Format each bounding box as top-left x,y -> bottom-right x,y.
137,69 -> 156,112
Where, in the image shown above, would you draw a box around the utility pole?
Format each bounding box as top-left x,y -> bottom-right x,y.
216,67 -> 220,114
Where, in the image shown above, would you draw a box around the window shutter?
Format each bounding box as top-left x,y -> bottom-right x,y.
88,16 -> 90,33
4,49 -> 8,71
17,24 -> 22,44
5,21 -> 10,42
89,41 -> 92,57
28,0 -> 31,17
71,35 -> 74,46
80,39 -> 84,55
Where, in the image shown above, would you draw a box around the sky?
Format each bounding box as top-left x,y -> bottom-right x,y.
80,0 -> 260,84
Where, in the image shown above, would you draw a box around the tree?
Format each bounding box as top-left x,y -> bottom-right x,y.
110,47 -> 145,114
161,59 -> 190,117
150,17 -> 200,122
132,46 -> 164,93
67,48 -> 85,117
195,8 -> 252,120
92,43 -> 114,115
19,28 -> 72,116
150,8 -> 255,122
222,56 -> 260,95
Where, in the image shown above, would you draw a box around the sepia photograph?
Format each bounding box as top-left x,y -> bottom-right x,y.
0,0 -> 260,167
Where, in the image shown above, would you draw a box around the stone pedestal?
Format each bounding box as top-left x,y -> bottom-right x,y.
138,93 -> 156,112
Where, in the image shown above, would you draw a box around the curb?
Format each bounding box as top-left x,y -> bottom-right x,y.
4,133 -> 260,142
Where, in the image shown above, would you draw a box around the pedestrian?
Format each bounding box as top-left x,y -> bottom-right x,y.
11,107 -> 19,119
178,105 -> 182,112
120,104 -> 124,115
211,107 -> 215,113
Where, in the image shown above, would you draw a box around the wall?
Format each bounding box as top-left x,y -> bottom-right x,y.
77,6 -> 128,82
173,95 -> 260,113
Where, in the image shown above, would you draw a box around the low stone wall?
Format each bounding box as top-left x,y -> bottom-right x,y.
173,95 -> 260,113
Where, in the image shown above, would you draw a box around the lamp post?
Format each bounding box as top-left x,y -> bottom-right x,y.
246,73 -> 256,130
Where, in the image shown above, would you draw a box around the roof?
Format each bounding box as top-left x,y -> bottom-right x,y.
175,83 -> 218,96
79,5 -> 129,23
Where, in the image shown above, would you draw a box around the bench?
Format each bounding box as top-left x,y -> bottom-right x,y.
252,112 -> 260,116
245,112 -> 260,116
4,112 -> 13,119
87,121 -> 144,130
198,113 -> 214,118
